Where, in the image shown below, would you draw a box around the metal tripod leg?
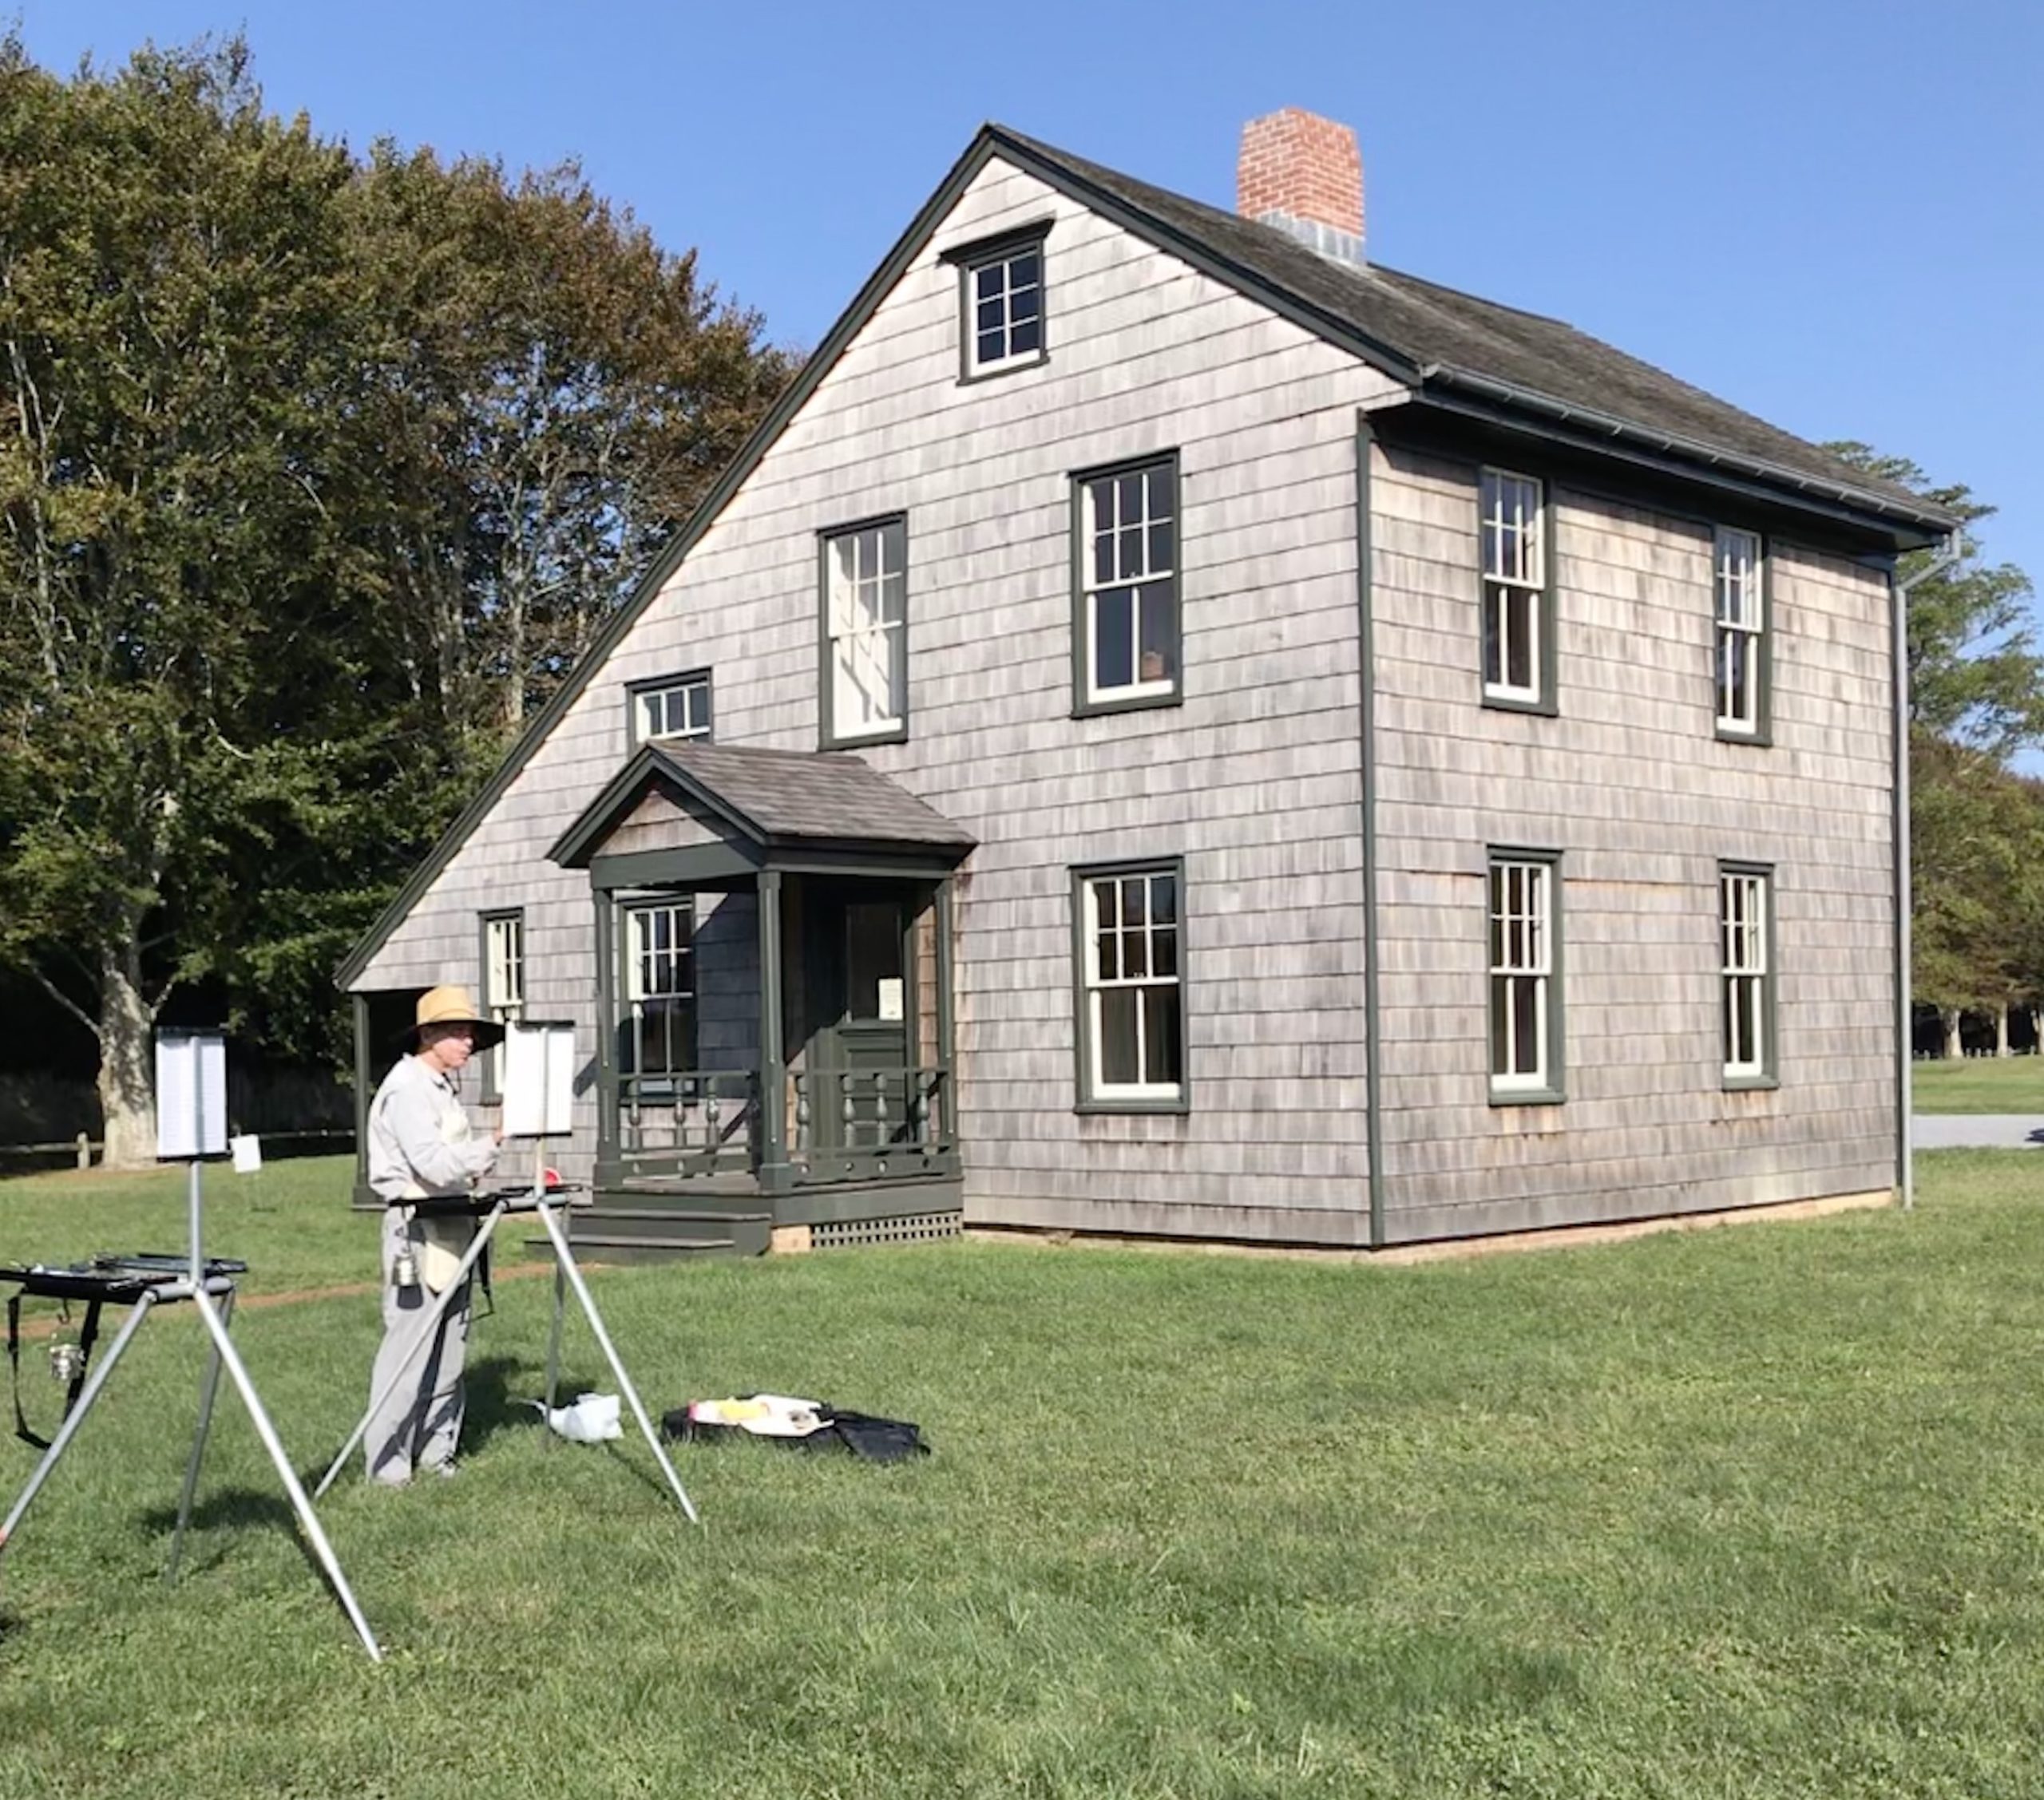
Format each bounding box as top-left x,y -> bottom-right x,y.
541,1212 -> 568,1448
187,1285 -> 382,1663
165,1288 -> 235,1584
315,1201 -> 506,1500
0,1290 -> 160,1555
530,1198 -> 699,1525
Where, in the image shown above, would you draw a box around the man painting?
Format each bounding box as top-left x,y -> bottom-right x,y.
363,986 -> 504,1485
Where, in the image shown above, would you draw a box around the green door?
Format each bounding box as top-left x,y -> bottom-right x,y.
806,884 -> 910,1150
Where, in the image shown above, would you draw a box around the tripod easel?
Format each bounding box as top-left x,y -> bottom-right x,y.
0,1154 -> 383,1662
315,1160 -> 699,1524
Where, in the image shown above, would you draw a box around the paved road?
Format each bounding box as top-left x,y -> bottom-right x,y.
1912,1114 -> 2044,1149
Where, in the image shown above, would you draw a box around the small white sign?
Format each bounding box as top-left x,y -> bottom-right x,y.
875,978 -> 905,1023
230,1133 -> 263,1174
502,1022 -> 577,1137
156,1031 -> 228,1160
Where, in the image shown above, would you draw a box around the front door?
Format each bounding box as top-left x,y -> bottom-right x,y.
805,883 -> 910,1149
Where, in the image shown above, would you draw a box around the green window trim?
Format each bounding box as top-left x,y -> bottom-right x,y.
624,667 -> 713,750
818,512 -> 910,749
941,219 -> 1052,384
1071,856 -> 1190,1115
1478,465 -> 1559,717
1719,860 -> 1780,1090
1487,845 -> 1565,1106
1713,526 -> 1773,746
477,907 -> 525,1105
1071,451 -> 1183,718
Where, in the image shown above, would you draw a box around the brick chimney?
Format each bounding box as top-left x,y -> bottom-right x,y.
1237,108 -> 1365,267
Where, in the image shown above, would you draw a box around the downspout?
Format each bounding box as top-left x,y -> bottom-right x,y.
1356,413 -> 1385,1247
1891,532 -> 1963,1210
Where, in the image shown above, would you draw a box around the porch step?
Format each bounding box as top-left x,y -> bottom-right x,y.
554,1230 -> 745,1267
534,1205 -> 772,1262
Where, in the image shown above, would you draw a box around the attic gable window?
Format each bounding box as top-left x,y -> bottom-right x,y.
942,222 -> 1050,382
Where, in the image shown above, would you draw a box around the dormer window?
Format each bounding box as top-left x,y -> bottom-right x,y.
942,222 -> 1051,382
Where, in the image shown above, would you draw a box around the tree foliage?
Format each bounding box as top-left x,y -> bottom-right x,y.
0,35 -> 790,1158
1827,445 -> 2044,1042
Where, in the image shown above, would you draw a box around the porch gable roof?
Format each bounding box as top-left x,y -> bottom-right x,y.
548,740 -> 976,872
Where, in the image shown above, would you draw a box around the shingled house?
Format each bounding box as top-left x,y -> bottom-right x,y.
336,109 -> 1955,1256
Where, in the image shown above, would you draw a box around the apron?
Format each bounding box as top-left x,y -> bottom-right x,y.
389,1083 -> 480,1294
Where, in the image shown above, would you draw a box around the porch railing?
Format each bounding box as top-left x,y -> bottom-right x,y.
616,1069 -> 759,1181
791,1065 -> 954,1185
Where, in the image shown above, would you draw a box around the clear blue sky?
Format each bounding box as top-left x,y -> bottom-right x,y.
20,0 -> 2042,605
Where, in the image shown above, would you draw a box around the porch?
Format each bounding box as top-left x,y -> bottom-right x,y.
549,740 -> 976,1258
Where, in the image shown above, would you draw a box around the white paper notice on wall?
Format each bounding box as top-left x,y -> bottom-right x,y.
156,1031 -> 228,1160
501,1021 -> 577,1137
230,1133 -> 263,1174
876,978 -> 905,1023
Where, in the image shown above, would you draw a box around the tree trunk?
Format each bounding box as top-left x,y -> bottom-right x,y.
1943,1009 -> 1964,1060
1998,1006 -> 2013,1057
96,936 -> 158,1169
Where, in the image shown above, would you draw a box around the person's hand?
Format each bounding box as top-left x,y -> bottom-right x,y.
493,1125 -> 505,1144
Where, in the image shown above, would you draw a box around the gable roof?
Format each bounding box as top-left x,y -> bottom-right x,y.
549,741 -> 976,870
987,127 -> 1954,534
336,121 -> 1954,989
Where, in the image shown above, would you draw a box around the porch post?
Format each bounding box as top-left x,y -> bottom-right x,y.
592,884 -> 620,1179
350,992 -> 374,1208
934,876 -> 956,1142
756,869 -> 791,1191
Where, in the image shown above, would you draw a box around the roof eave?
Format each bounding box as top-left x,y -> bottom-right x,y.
1419,365 -> 1960,547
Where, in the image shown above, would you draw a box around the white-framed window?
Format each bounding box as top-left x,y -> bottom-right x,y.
822,516 -> 906,745
479,910 -> 524,1102
963,239 -> 1045,377
1721,865 -> 1774,1083
621,900 -> 696,1094
1076,457 -> 1178,710
1489,853 -> 1561,1099
1078,864 -> 1185,1106
1715,528 -> 1766,738
630,670 -> 711,745
1481,468 -> 1547,706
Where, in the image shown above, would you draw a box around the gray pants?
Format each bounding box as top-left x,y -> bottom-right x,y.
365,1206 -> 473,1485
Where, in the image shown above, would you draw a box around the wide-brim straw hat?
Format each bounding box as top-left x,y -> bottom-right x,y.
399,984 -> 506,1051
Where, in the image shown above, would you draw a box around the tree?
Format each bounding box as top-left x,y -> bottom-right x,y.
343,145 -> 792,781
1830,441 -> 2044,759
1828,444 -> 2044,1055
0,37 -> 370,1162
0,37 -> 797,1149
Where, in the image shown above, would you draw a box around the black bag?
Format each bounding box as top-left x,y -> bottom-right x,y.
660,1398 -> 930,1463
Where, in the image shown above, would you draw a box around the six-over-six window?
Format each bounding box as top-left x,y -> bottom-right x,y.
1077,864 -> 1186,1107
1480,468 -> 1549,709
1720,864 -> 1776,1086
1075,456 -> 1179,712
1715,526 -> 1768,739
820,516 -> 908,746
1487,852 -> 1563,1101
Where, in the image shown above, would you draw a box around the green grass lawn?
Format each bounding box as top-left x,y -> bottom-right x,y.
3,1153 -> 2044,1797
1911,1054 -> 2044,1114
